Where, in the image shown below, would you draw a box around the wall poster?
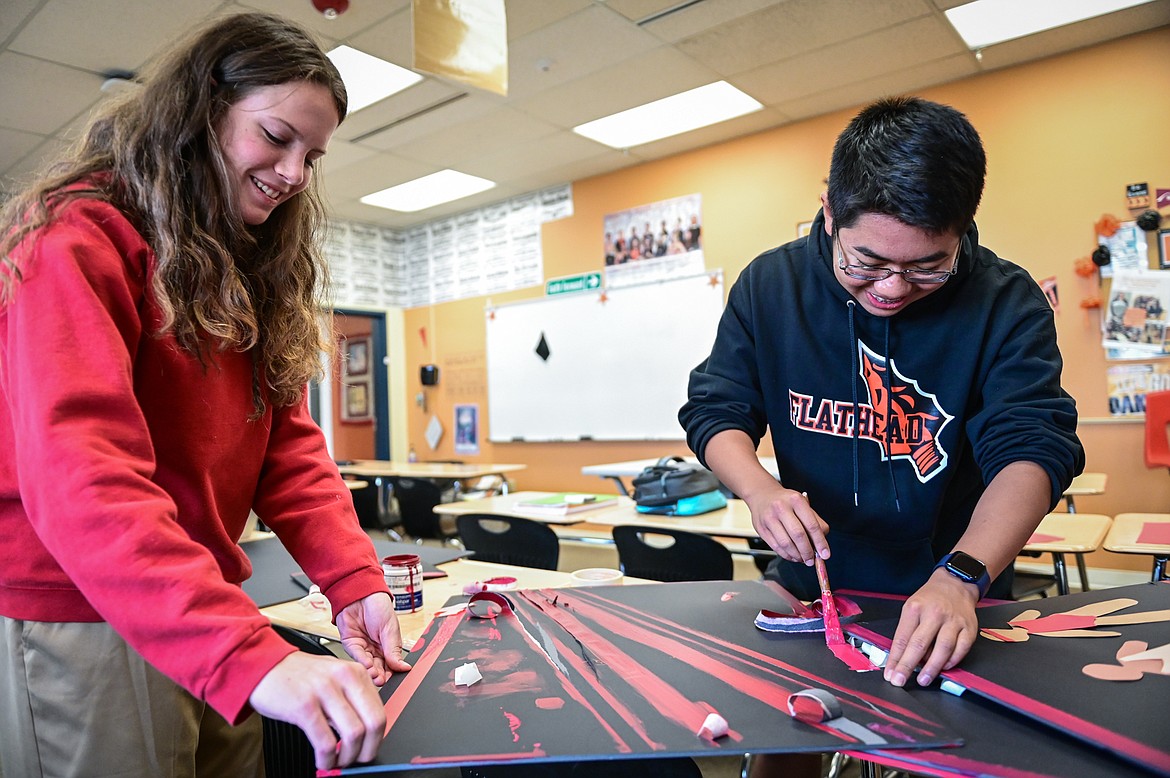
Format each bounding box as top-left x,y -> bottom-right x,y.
603,193 -> 705,288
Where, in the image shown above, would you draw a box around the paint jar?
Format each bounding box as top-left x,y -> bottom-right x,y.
382,554 -> 423,613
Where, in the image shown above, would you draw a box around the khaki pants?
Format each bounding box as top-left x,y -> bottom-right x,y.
0,618 -> 263,778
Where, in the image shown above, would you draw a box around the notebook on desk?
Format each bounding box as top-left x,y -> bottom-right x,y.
513,493 -> 619,517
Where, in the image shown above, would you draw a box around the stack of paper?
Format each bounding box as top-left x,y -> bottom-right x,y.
513,493 -> 618,517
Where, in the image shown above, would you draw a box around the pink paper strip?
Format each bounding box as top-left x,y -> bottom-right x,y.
1027,532 -> 1063,544
1137,522 -> 1170,546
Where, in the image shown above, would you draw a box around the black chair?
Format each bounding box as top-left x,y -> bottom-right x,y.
746,536 -> 777,576
456,514 -> 560,570
612,525 -> 734,582
348,475 -> 403,540
261,625 -> 335,778
393,477 -> 459,543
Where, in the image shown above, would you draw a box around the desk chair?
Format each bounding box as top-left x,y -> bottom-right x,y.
1106,513 -> 1170,582
393,477 -> 460,544
612,525 -> 734,582
262,625 -> 335,778
1145,390 -> 1170,471
348,475 -> 403,541
747,536 -> 777,576
1017,513 -> 1112,596
456,514 -> 560,570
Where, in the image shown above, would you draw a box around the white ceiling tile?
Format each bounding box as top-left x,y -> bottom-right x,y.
234,0 -> 408,44
731,15 -> 967,105
513,45 -> 722,127
389,107 -> 561,167
677,0 -> 934,75
0,52 -> 103,135
0,0 -> 41,43
353,92 -> 503,152
334,79 -> 467,142
10,0 -> 225,73
506,4 -> 663,99
775,53 -> 977,122
458,129 -> 616,181
0,126 -> 46,174
602,0 -> 684,22
343,6 -> 414,67
1,136 -> 70,182
637,0 -> 781,43
504,0 -> 592,38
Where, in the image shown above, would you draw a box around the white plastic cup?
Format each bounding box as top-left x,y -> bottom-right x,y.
570,568 -> 624,586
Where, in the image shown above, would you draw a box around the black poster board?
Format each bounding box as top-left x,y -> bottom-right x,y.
850,582 -> 1170,776
343,580 -> 958,774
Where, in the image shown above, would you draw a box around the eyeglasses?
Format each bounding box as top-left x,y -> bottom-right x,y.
836,236 -> 960,285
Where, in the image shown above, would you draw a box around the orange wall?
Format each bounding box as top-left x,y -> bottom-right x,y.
403,27 -> 1170,572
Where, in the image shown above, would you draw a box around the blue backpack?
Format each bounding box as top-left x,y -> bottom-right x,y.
632,456 -> 728,516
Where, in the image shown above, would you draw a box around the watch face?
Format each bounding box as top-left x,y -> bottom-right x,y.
946,551 -> 986,581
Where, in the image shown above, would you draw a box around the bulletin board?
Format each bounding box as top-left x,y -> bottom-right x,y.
485,272 -> 724,441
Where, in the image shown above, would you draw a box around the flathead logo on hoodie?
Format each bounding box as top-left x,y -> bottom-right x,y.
789,341 -> 953,482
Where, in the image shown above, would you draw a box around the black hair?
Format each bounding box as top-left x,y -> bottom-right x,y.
827,96 -> 986,235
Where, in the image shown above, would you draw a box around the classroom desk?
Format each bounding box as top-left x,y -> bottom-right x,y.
261,558 -> 649,648
581,455 -> 779,496
337,459 -> 527,483
1059,471 -> 1108,593
1020,512 -> 1112,595
1061,471 -> 1107,512
436,491 -> 762,543
431,490 -> 635,525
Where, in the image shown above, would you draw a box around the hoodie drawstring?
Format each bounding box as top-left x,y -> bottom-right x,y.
847,301 -> 860,507
846,302 -> 903,512
883,317 -> 902,512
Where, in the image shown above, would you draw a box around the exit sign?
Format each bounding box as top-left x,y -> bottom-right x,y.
546,272 -> 602,296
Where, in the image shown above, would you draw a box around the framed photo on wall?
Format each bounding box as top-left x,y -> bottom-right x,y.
344,335 -> 371,377
342,381 -> 373,423
1159,229 -> 1170,270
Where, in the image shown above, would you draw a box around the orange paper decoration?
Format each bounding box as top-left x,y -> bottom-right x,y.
1074,257 -> 1097,278
1094,214 -> 1120,237
1080,297 -> 1102,309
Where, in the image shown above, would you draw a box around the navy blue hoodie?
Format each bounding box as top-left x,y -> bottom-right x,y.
680,210 -> 1084,600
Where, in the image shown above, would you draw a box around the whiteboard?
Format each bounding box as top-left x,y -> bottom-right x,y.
486,272 -> 724,441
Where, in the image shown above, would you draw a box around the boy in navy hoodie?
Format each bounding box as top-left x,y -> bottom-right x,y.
681,96 -> 1083,713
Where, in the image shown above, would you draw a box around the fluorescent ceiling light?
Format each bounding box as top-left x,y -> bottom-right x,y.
945,0 -> 1156,49
360,170 -> 497,212
573,81 -> 763,149
327,45 -> 423,113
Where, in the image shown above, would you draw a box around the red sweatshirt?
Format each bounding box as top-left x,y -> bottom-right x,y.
0,195 -> 387,723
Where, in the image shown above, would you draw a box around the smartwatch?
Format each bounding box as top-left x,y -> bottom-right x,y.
934,551 -> 991,599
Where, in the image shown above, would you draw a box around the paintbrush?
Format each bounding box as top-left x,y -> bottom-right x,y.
815,555 -> 875,671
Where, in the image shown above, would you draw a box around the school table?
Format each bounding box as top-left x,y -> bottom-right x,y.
581,455 -> 779,496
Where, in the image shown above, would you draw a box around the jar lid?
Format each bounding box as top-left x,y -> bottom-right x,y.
382,553 -> 421,567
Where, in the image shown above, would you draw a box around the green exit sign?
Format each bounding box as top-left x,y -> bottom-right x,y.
546,272 -> 603,296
